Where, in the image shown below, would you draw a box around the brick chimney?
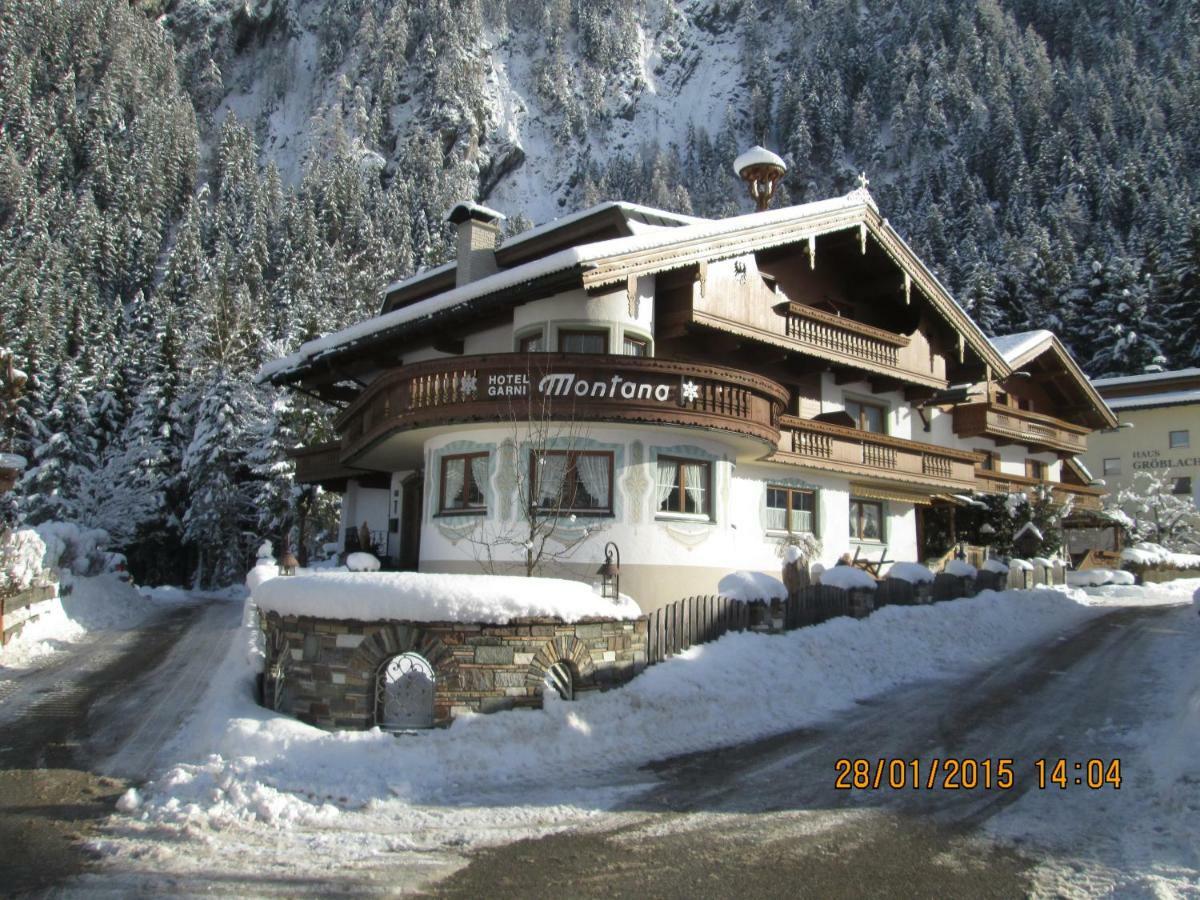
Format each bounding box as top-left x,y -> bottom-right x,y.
445,201 -> 505,287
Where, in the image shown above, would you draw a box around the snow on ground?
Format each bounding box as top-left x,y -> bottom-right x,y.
0,574 -> 176,671
252,571 -> 641,623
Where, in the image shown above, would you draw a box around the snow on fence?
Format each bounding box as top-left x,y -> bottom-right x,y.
646,568 -> 1023,665
0,579 -> 60,645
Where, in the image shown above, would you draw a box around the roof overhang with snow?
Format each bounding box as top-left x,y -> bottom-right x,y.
989,330 -> 1117,429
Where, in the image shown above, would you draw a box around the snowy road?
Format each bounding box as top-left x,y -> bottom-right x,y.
0,597 -> 239,894
14,587 -> 1198,897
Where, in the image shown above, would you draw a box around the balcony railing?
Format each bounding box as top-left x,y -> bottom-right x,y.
335,354 -> 790,465
778,302 -> 908,369
952,402 -> 1089,454
975,469 -> 1105,512
771,415 -> 980,490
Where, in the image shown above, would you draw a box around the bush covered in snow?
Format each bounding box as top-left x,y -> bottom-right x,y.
0,527 -> 49,592
1121,542 -> 1200,570
35,521 -> 111,576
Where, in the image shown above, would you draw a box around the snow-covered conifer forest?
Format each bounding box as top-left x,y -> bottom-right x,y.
2,0 -> 1198,586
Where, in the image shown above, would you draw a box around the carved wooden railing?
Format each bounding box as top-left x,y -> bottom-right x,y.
777,302 -> 908,369
335,354 -> 790,465
974,469 -> 1106,511
953,402 -> 1089,454
772,415 -> 980,490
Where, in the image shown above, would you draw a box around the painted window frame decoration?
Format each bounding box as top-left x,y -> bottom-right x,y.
655,455 -> 713,520
849,497 -> 884,542
844,397 -> 887,434
558,328 -> 609,354
1169,429 -> 1190,450
765,485 -> 818,536
438,451 -> 489,515
530,449 -> 615,516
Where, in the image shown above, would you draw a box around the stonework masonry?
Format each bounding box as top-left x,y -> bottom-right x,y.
261,611 -> 648,729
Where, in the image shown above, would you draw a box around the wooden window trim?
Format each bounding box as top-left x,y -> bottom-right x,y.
765,485 -> 818,536
438,452 -> 488,516
558,328 -> 610,354
845,397 -> 888,434
655,456 -> 713,519
849,498 -> 884,542
1025,458 -> 1046,480
529,450 -> 615,516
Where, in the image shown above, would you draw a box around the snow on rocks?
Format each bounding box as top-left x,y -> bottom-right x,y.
817,566 -> 877,590
885,562 -> 935,584
944,559 -> 978,578
982,558 -> 1010,574
717,571 -> 787,601
345,552 -> 381,573
252,571 -> 640,624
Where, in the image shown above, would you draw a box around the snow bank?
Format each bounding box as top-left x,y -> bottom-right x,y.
717,570 -> 786,601
1121,542 -> 1200,569
982,558 -> 1010,574
0,574 -> 159,669
1066,568 -> 1136,587
131,584 -> 1142,831
818,566 -> 877,590
345,552 -> 380,572
885,562 -> 934,584
252,571 -> 641,623
944,559 -> 977,578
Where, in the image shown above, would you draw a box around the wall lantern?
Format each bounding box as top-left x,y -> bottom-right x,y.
596,541 -> 621,601
278,549 -> 299,576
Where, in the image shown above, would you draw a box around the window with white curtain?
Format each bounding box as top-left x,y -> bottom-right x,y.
439,452 -> 488,514
531,450 -> 613,514
655,457 -> 712,517
766,486 -> 816,535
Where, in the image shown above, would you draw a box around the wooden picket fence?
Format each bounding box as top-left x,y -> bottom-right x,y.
646,594 -> 752,664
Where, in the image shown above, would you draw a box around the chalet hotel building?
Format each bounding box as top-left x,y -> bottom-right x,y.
262,151 -> 1114,611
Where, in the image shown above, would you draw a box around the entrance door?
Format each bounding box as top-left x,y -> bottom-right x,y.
398,472 -> 423,571
378,653 -> 435,730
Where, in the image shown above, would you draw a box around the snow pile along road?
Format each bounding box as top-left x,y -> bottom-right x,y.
117,583 -> 1165,833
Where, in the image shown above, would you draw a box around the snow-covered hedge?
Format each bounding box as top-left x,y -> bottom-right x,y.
944,559 -> 977,578
34,522 -> 111,576
982,558 -> 1010,575
0,528 -> 48,593
252,571 -> 641,623
1066,568 -> 1136,587
885,562 -> 935,584
1121,542 -> 1200,570
717,570 -> 786,601
818,566 -> 877,590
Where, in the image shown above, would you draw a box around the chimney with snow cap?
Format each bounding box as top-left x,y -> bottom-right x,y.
446,201 -> 505,287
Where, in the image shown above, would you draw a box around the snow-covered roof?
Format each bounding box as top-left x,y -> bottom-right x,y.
1091,367 -> 1200,387
1104,388 -> 1200,410
733,145 -> 786,175
382,261 -> 455,297
989,330 -> 1055,364
499,201 -> 706,253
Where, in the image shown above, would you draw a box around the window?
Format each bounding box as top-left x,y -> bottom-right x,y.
439,452 -> 488,514
995,391 -> 1009,407
1016,397 -> 1032,411
531,450 -> 613,514
622,335 -> 649,357
559,330 -> 608,354
766,486 -> 816,535
1025,459 -> 1046,480
979,452 -> 995,471
1102,458 -> 1121,476
1169,430 -> 1190,449
518,332 -> 545,353
1172,476 -> 1193,496
845,399 -> 886,433
655,457 -> 712,517
849,499 -> 883,541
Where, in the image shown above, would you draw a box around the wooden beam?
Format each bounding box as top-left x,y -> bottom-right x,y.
905,386 -> 937,404
834,368 -> 865,385
432,336 -> 465,355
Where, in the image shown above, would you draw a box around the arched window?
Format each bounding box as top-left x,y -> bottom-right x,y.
377,652 -> 436,730
544,660 -> 575,701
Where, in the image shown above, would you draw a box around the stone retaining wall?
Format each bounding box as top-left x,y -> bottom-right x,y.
260,611 -> 647,730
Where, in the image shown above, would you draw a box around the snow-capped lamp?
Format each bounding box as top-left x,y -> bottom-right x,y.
596,541 -> 621,602
733,145 -> 787,211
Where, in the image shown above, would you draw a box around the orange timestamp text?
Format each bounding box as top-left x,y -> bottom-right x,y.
834,757 -> 1122,790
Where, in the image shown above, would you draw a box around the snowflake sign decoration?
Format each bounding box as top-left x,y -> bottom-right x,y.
460,373 -> 478,397
680,379 -> 700,403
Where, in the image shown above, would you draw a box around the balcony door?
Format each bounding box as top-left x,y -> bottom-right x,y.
399,472 -> 423,571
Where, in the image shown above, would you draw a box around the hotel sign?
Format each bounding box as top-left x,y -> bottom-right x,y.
467,371 -> 699,405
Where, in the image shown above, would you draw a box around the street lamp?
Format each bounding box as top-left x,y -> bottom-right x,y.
596,541 -> 621,601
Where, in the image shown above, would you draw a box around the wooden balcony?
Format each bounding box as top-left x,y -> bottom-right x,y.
952,402 -> 1090,454
335,354 -> 790,466
974,469 -> 1106,512
289,442 -> 362,488
770,415 -> 980,492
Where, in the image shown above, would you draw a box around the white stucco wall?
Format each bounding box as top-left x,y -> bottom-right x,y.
511,281 -> 655,353
339,481 -> 391,550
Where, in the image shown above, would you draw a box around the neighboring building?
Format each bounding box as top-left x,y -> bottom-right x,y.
1083,368 -> 1200,511
261,169 -> 1114,611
